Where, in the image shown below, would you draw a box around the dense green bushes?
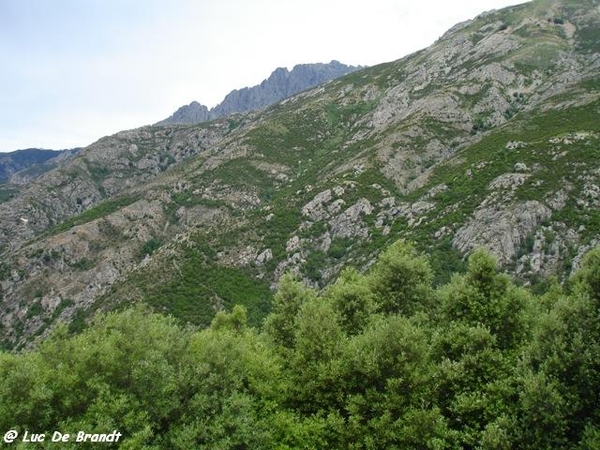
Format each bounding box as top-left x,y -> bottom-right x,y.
1,241 -> 599,448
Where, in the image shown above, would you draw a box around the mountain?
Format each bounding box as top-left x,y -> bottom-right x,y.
1,0 -> 600,348
0,148 -> 79,183
0,147 -> 79,205
156,60 -> 362,125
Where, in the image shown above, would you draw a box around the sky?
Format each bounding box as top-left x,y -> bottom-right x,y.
0,0 -> 527,153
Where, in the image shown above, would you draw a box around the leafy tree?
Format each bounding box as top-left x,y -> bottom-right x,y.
0,306 -> 190,448
516,370 -> 570,449
325,267 -> 376,336
522,288 -> 600,445
438,248 -> 531,350
288,296 -> 345,413
340,315 -> 448,448
430,322 -> 515,448
210,304 -> 248,333
368,240 -> 434,316
163,309 -> 282,448
263,273 -> 316,349
571,247 -> 600,304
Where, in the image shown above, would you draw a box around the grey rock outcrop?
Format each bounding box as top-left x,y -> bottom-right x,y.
330,199 -> 374,239
158,101 -> 210,126
453,200 -> 552,265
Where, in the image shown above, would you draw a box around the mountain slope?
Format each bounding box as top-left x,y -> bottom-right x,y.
0,147 -> 79,209
156,60 -> 361,125
1,0 -> 599,348
0,148 -> 78,183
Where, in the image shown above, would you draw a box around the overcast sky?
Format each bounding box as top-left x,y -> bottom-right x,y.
0,0 -> 526,153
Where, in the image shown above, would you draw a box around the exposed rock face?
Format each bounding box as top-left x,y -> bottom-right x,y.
302,189 -> 333,221
156,61 -> 361,125
256,249 -> 273,265
453,201 -> 553,265
330,199 -> 374,239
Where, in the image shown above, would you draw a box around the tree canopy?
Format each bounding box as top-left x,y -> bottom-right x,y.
1,242 -> 599,448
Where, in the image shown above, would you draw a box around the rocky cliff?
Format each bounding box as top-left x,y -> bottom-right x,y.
1,0 -> 599,348
156,60 -> 361,125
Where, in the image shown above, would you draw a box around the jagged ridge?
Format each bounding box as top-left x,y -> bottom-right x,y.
156,60 -> 362,125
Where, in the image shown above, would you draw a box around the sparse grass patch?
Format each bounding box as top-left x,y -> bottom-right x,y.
45,194 -> 140,236
138,238 -> 162,259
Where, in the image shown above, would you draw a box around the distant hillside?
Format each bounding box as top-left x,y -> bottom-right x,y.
156,60 -> 362,125
0,148 -> 79,183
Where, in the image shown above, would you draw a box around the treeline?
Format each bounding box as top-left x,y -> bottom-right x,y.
1,241 -> 599,449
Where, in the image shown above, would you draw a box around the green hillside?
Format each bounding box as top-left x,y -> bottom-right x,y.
0,0 -> 599,350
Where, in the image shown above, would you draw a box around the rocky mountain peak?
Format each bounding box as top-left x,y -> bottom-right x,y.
163,101 -> 211,125
156,60 -> 362,125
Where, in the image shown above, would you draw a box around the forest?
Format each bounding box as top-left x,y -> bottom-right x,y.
1,241 -> 599,449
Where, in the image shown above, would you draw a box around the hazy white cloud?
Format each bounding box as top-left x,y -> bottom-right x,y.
0,0 -> 526,152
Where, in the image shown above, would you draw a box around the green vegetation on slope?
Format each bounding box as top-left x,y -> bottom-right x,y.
107,237 -> 273,329
0,184 -> 18,204
1,241 -> 599,449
